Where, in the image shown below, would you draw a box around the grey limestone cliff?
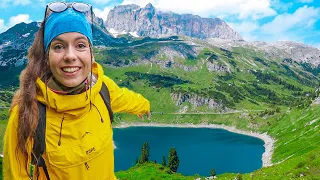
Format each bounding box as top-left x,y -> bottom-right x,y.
106,3 -> 243,40
206,38 -> 320,66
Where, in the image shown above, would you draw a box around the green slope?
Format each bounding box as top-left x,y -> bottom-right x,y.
0,36 -> 319,179
116,162 -> 203,180
113,104 -> 320,180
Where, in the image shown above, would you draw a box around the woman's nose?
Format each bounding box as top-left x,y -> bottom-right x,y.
64,47 -> 77,61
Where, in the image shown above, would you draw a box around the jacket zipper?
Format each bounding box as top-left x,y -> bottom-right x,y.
85,162 -> 90,170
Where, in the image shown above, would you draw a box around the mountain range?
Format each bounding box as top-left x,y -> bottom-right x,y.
1,3 -> 320,109
0,3 -> 319,179
106,3 -> 243,40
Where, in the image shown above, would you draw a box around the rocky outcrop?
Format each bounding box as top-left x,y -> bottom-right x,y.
0,21 -> 125,67
171,92 -> 224,109
0,22 -> 39,67
149,46 -> 199,71
206,61 -> 230,72
106,3 -> 243,40
206,38 -> 320,66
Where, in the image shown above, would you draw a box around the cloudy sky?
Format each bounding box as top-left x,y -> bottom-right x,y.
0,0 -> 319,48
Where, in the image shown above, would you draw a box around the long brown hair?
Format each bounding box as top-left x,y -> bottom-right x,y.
10,21 -> 50,174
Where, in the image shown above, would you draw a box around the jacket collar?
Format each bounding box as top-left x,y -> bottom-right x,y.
36,62 -> 104,117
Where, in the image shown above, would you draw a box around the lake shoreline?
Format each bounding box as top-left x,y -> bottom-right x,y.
114,122 -> 275,167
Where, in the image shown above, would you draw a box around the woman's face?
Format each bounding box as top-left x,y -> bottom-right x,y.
48,32 -> 92,87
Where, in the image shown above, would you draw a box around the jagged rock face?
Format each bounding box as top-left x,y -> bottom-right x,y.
206,61 -> 230,72
264,41 -> 320,66
171,92 -> 222,108
206,38 -> 320,66
148,45 -> 199,71
106,3 -> 243,40
0,22 -> 39,66
0,21 -> 125,67
171,92 -> 230,112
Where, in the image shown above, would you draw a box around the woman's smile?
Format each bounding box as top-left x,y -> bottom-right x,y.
61,67 -> 81,73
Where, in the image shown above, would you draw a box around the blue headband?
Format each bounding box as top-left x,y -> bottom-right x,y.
44,8 -> 93,51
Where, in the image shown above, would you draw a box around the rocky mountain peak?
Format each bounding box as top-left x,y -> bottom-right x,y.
145,3 -> 155,10
205,38 -> 320,66
112,4 -> 140,12
105,4 -> 243,40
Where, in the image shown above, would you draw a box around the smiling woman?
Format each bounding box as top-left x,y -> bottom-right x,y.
48,33 -> 92,89
3,2 -> 151,180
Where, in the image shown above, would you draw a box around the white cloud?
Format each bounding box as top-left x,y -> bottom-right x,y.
261,6 -> 320,34
0,19 -> 9,33
307,19 -> 317,27
271,0 -> 293,12
93,7 -> 111,21
297,0 -> 313,3
121,0 -> 277,20
1,0 -> 31,7
13,0 -> 31,5
90,0 -> 112,4
228,21 -> 259,33
228,21 -> 260,41
0,14 -> 32,33
8,14 -> 32,27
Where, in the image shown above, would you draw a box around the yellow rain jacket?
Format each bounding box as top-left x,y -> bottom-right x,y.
3,62 -> 150,180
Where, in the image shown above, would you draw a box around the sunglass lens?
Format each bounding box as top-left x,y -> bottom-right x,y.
48,2 -> 67,12
73,3 -> 91,12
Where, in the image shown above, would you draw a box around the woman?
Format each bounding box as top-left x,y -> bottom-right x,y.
3,2 -> 150,180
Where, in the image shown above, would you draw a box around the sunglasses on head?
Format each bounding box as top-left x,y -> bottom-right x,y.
44,2 -> 92,19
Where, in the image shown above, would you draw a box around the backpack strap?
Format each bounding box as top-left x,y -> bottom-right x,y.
31,82 -> 113,180
99,82 -> 114,122
32,102 -> 50,180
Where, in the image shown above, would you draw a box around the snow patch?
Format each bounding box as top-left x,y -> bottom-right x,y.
108,28 -> 127,37
129,31 -> 139,37
4,41 -> 11,46
2,41 -> 12,48
108,28 -> 118,34
22,33 -> 30,37
1,62 -> 7,66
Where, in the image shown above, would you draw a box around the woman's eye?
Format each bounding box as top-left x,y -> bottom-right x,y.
77,43 -> 86,49
53,44 -> 63,50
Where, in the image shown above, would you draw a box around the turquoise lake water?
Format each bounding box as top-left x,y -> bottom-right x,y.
113,126 -> 264,176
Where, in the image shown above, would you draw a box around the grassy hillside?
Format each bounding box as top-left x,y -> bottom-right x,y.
95,39 -> 320,178
0,36 -> 319,179
96,39 -> 318,114
116,162 -> 203,180
113,104 -> 320,180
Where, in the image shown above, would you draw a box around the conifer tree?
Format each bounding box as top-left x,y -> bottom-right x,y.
236,173 -> 243,180
168,147 -> 179,172
210,168 -> 216,176
162,156 -> 167,166
139,142 -> 150,164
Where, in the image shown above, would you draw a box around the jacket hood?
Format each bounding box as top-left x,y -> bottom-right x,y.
36,62 -> 103,117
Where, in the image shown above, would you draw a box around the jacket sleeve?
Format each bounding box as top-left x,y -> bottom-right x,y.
103,75 -> 150,114
3,106 -> 31,180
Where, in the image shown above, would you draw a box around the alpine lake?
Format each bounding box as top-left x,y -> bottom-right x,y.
113,126 -> 264,176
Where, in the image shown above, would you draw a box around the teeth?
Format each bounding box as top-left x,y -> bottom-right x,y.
62,67 -> 80,73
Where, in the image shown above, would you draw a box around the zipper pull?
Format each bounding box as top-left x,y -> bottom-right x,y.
85,162 -> 90,170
